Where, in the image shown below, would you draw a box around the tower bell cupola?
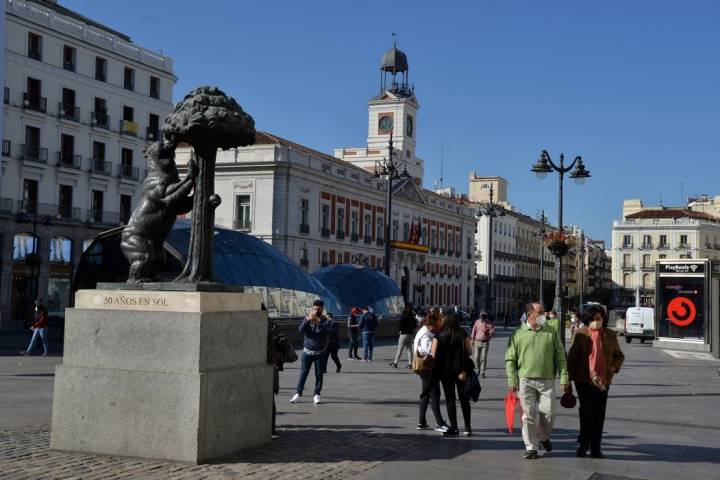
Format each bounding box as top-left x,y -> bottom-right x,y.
380,43 -> 413,97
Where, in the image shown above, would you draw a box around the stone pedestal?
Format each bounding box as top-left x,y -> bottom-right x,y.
50,289 -> 272,464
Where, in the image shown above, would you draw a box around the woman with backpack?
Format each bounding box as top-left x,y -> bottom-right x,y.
434,311 -> 474,436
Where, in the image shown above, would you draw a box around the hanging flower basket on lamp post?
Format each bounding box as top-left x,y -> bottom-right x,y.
544,231 -> 576,257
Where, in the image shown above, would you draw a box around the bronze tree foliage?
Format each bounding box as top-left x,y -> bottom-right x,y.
163,86 -> 256,282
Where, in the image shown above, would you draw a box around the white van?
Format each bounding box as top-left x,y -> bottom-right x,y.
624,307 -> 655,343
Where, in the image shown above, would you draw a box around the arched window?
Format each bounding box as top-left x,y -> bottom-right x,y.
49,236 -> 73,263
643,274 -> 653,290
12,233 -> 38,261
623,274 -> 631,289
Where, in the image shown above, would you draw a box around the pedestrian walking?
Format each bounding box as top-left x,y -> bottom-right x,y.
347,307 -> 361,360
414,312 -> 448,432
433,311 -> 474,436
503,312 -> 510,329
470,312 -> 495,378
390,305 -> 416,368
323,313 -> 342,373
359,305 -> 378,361
505,302 -> 569,459
291,300 -> 330,404
20,300 -> 49,357
567,304 -> 624,458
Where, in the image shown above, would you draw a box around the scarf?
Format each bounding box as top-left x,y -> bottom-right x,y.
588,321 -> 607,390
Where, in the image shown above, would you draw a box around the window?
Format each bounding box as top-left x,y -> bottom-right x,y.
234,195 -> 251,229
376,216 -> 384,240
121,148 -> 133,167
120,148 -> 136,179
28,33 -> 42,60
120,195 -> 132,224
93,141 -> 106,161
22,179 -> 38,212
92,97 -> 109,128
659,234 -> 668,247
23,126 -> 41,161
63,45 -> 76,71
392,220 -> 399,240
622,234 -> 632,247
24,77 -> 44,112
403,222 -> 409,241
622,253 -> 631,267
351,211 -> 359,237
91,190 -> 104,221
60,88 -> 77,121
643,274 -> 653,289
300,199 -> 309,228
124,67 -> 135,91
148,114 -> 160,140
123,106 -> 134,122
642,254 -> 651,268
49,237 -> 72,263
95,56 -> 107,82
321,205 -> 330,231
59,134 -> 75,166
680,234 -> 688,246
13,233 -> 38,261
150,76 -> 160,99
364,214 -> 371,238
659,254 -> 667,259
336,207 -> 345,235
643,235 -> 652,248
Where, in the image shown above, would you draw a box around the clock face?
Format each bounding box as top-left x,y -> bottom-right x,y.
406,115 -> 414,137
378,115 -> 394,133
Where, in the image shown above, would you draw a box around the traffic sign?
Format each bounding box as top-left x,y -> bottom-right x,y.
667,296 -> 697,327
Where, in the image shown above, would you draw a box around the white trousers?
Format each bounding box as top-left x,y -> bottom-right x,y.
518,378 -> 555,451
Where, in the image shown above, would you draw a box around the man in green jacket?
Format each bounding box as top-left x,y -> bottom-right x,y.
506,302 -> 569,459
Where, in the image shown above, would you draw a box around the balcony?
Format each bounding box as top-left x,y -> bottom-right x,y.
89,158 -> 113,176
621,263 -> 635,271
16,201 -> 80,220
641,264 -> 655,271
364,235 -> 372,244
118,164 -> 139,180
120,120 -> 139,137
640,243 -> 653,250
233,219 -> 251,231
146,127 -> 160,141
376,237 -> 384,246
58,103 -> 80,122
336,230 -> 345,240
320,228 -> 331,238
56,151 -> 81,169
299,257 -> 309,267
299,224 -> 310,234
3,87 -> 8,104
19,144 -> 48,163
23,93 -> 47,113
91,111 -> 110,129
87,210 -> 119,225
1,140 -> 10,157
621,243 -> 633,250
657,243 -> 669,250
679,243 -> 690,249
63,61 -> 75,72
57,204 -> 82,221
0,198 -> 13,213
350,233 -> 359,242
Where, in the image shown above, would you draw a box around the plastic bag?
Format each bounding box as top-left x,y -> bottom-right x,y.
504,391 -> 523,434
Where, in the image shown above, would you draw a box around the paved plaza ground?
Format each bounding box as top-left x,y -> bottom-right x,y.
1,328 -> 719,479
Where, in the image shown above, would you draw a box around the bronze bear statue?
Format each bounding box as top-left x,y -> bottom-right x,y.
121,141 -> 197,283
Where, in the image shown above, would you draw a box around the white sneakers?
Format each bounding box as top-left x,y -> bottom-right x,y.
290,393 -> 322,404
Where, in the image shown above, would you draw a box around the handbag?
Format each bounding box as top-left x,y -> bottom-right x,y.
464,368 -> 481,402
412,352 -> 433,375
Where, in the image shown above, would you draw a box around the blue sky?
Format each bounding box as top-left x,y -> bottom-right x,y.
63,0 -> 720,243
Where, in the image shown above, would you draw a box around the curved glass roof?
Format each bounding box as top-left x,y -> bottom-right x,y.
311,264 -> 404,315
74,219 -> 342,317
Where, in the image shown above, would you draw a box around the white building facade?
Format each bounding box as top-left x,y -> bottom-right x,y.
176,46 -> 476,311
0,0 -> 175,327
611,199 -> 720,308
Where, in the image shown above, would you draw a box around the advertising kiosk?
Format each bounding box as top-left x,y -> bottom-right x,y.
654,260 -> 720,357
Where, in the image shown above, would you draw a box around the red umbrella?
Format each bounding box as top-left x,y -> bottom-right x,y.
504,391 -> 523,434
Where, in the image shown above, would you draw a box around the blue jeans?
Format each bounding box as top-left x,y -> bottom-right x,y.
362,331 -> 376,360
296,352 -> 325,396
26,327 -> 49,355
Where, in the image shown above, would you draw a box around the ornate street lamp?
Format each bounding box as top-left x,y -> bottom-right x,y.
372,135 -> 409,276
531,150 -> 591,345
477,184 -> 505,316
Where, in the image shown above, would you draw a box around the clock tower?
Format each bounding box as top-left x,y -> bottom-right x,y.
335,44 -> 424,183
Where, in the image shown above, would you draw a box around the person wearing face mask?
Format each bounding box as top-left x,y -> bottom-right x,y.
505,302 -> 569,459
567,304 -> 624,458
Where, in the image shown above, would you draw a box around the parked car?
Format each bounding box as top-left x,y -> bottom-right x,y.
624,307 -> 655,343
